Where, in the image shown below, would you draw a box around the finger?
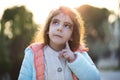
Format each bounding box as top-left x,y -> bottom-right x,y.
59,50 -> 66,57
63,53 -> 67,56
64,54 -> 69,59
65,42 -> 70,50
63,53 -> 69,59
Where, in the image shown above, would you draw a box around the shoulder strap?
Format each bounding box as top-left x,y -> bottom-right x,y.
29,43 -> 44,80
76,45 -> 89,53
72,73 -> 78,80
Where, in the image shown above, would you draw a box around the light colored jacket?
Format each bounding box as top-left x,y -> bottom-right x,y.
18,43 -> 101,80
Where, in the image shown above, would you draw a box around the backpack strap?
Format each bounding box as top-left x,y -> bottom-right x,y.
30,43 -> 44,80
30,43 -> 78,80
72,73 -> 78,80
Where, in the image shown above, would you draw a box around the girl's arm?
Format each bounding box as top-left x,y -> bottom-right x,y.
18,47 -> 35,80
67,52 -> 101,80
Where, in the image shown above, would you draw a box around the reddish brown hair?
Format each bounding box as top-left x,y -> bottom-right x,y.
32,6 -> 87,51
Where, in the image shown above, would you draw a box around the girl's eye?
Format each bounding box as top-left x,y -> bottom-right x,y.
52,20 -> 59,25
64,23 -> 72,29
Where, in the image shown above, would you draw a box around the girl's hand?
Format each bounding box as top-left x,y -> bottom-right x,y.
60,42 -> 76,62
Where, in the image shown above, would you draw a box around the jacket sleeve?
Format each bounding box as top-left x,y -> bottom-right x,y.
18,47 -> 35,80
67,52 -> 101,80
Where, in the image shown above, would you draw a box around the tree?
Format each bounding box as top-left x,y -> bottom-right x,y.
76,5 -> 110,63
0,6 -> 38,80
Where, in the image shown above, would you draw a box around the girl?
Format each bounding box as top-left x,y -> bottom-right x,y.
18,6 -> 100,80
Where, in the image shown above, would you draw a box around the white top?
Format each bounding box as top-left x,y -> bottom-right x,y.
44,45 -> 73,80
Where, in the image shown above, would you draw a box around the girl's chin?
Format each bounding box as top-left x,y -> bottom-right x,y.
51,40 -> 65,45
53,42 -> 64,45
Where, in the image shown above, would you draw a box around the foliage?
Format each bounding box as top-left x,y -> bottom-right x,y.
0,6 -> 38,79
77,5 -> 110,41
76,5 -> 110,63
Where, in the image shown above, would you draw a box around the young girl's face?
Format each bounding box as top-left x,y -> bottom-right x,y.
48,13 -> 73,46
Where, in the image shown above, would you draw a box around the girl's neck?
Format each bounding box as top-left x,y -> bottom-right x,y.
49,42 -> 65,51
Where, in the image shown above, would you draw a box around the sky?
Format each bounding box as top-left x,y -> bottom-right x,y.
0,0 -> 119,24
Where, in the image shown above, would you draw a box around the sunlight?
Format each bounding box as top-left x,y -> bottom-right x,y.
4,21 -> 13,39
109,14 -> 117,23
28,0 -> 85,24
28,0 -> 118,24
0,0 -> 118,24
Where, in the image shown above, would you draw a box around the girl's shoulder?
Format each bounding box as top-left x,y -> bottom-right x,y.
24,42 -> 44,55
29,42 -> 44,51
76,45 -> 89,53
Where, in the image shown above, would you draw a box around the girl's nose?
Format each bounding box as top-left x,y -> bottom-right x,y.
57,25 -> 63,32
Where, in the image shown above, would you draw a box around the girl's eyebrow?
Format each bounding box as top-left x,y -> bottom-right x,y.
64,22 -> 73,26
52,18 -> 73,26
51,18 -> 59,22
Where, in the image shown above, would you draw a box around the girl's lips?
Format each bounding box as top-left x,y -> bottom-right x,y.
54,34 -> 62,38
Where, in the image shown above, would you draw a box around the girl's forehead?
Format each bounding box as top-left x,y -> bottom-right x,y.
52,13 -> 73,24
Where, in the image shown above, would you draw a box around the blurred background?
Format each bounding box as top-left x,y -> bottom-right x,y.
0,0 -> 120,80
